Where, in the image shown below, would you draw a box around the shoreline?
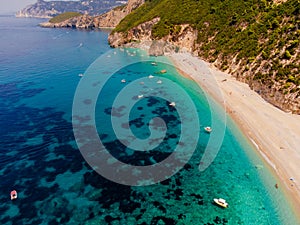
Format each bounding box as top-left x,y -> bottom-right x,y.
168,52 -> 300,221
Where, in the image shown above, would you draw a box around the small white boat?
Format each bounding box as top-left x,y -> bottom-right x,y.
121,79 -> 126,83
157,80 -> 162,84
213,198 -> 228,208
10,190 -> 17,200
169,102 -> 176,107
148,75 -> 154,79
151,62 -> 157,66
204,126 -> 212,133
138,95 -> 144,99
78,73 -> 84,77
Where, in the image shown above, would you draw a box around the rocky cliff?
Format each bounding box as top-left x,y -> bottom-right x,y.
108,18 -> 197,57
95,0 -> 144,27
40,0 -> 144,28
16,0 -> 126,18
107,0 -> 300,114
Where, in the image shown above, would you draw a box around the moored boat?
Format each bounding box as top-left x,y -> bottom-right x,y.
213,198 -> 228,208
204,126 -> 212,133
169,102 -> 176,107
10,190 -> 17,200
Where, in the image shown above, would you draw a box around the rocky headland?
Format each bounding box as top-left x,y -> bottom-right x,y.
40,0 -> 144,29
16,0 -> 126,18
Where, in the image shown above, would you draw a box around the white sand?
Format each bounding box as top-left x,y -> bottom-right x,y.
169,52 -> 300,214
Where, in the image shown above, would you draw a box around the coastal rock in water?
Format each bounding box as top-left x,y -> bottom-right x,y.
108,32 -> 126,47
75,15 -> 95,29
40,15 -> 94,29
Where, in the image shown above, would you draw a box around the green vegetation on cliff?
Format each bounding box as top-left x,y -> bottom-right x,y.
114,0 -> 300,112
49,12 -> 82,23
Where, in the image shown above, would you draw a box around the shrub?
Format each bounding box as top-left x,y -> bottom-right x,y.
284,50 -> 292,59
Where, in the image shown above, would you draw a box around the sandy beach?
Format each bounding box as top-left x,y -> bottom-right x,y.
169,52 -> 300,217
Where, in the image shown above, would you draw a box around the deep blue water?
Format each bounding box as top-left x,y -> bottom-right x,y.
0,15 -> 298,225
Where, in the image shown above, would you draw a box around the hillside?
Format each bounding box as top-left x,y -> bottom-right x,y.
109,0 -> 300,114
39,0 -> 144,28
16,0 -> 127,18
49,12 -> 82,23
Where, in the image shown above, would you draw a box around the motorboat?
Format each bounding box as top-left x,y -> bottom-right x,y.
204,126 -> 212,133
155,69 -> 167,74
169,102 -> 176,107
213,198 -> 228,208
10,190 -> 17,200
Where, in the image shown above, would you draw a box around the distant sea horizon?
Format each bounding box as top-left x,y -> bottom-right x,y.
0,15 -> 298,224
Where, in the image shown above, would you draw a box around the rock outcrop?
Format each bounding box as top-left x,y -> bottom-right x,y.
108,17 -> 159,46
40,15 -> 95,29
108,18 -> 198,56
95,0 -> 144,27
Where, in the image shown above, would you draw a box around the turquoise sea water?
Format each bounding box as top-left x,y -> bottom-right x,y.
0,15 -> 298,224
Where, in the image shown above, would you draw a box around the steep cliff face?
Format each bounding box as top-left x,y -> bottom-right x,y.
125,0 -> 144,13
108,19 -> 197,56
108,17 -> 159,46
40,0 -> 144,28
93,7 -> 128,28
91,0 -> 144,27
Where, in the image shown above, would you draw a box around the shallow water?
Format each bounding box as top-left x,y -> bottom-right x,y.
0,16 -> 298,224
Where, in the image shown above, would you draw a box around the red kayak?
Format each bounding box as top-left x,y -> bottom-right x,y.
10,190 -> 17,200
